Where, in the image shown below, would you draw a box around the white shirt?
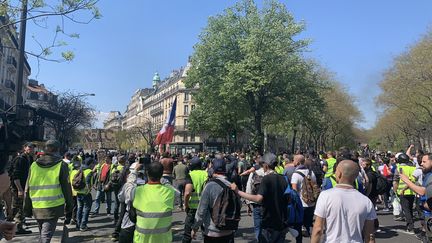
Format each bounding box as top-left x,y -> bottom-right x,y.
314,187 -> 377,243
291,168 -> 317,207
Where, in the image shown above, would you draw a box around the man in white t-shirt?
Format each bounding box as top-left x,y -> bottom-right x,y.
291,155 -> 317,237
311,160 -> 376,243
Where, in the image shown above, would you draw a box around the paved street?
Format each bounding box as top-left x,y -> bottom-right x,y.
2,202 -> 422,243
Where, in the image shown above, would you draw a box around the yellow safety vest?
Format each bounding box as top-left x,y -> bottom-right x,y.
133,184 -> 175,243
330,175 -> 359,190
188,170 -> 208,209
70,169 -> 79,196
76,168 -> 93,195
325,158 -> 337,177
28,161 -> 65,209
397,165 -> 416,196
275,165 -> 284,175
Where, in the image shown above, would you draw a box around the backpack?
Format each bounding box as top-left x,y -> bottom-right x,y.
374,172 -> 388,195
295,170 -> 321,204
210,178 -> 241,230
251,172 -> 263,195
72,169 -> 86,190
109,169 -> 122,191
284,176 -> 304,225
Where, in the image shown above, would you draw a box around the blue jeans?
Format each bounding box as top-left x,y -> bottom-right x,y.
93,188 -> 112,214
77,194 -> 92,228
252,205 -> 262,240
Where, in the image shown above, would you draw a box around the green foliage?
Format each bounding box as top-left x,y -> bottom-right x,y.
186,0 -> 324,152
372,30 -> 432,151
0,0 -> 100,63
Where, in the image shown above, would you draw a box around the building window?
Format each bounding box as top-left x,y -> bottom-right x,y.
184,92 -> 189,101
190,133 -> 195,142
191,105 -> 195,110
184,119 -> 188,128
184,105 -> 189,115
183,134 -> 188,142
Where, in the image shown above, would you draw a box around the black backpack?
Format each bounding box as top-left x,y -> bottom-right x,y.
211,178 -> 241,230
72,169 -> 86,190
374,172 -> 388,195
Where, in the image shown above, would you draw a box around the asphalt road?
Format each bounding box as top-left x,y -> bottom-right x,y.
2,202 -> 422,243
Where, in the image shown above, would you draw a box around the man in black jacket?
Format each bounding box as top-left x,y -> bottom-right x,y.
10,142 -> 34,234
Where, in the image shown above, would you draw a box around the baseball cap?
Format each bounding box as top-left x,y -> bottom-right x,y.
24,142 -> 35,148
212,158 -> 226,174
45,140 -> 61,148
190,156 -> 202,168
262,152 -> 277,166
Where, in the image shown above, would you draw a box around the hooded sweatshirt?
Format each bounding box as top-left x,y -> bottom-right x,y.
23,153 -> 74,219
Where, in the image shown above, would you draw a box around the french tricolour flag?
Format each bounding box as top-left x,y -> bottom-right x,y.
155,97 -> 177,145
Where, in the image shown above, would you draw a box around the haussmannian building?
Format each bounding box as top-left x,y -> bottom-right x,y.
118,61 -> 218,154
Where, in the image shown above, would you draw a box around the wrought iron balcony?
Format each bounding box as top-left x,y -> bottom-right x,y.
150,106 -> 163,116
7,56 -> 17,70
4,79 -> 16,92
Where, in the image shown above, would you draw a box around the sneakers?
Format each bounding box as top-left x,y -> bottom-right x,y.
382,208 -> 390,212
406,228 -> 415,235
16,227 -> 32,235
80,226 -> 89,232
394,216 -> 405,221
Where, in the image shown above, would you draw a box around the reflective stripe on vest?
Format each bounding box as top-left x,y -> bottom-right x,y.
188,170 -> 208,209
325,158 -> 337,177
77,168 -> 93,195
398,165 -> 416,196
133,184 -> 174,243
29,161 -> 65,209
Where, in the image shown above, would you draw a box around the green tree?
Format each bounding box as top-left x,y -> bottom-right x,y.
374,30 -> 432,151
0,0 -> 100,63
185,0 -> 322,153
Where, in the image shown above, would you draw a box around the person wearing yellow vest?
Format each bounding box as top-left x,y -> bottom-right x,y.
393,153 -> 416,233
91,154 -> 114,216
183,157 -> 208,243
23,140 -> 73,243
130,162 -> 175,243
68,157 -> 81,226
323,151 -> 337,178
75,157 -> 94,231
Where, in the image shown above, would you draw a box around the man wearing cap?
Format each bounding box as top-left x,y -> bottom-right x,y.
10,142 -> 35,235
23,140 -> 73,243
183,156 -> 208,243
192,158 -> 237,242
232,153 -> 289,242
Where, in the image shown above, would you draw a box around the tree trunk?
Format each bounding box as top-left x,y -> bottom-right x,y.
253,113 -> 264,154
291,129 -> 297,154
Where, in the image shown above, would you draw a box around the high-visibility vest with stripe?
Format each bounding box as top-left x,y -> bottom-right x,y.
188,170 -> 208,209
76,168 -> 93,195
325,158 -> 337,177
397,165 -> 416,196
133,184 -> 175,243
28,161 -> 65,209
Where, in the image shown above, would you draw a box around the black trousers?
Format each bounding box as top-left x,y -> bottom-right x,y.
182,208 -> 197,243
400,195 -> 415,230
119,225 -> 135,243
204,234 -> 234,243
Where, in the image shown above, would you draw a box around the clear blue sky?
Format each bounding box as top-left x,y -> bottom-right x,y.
25,0 -> 432,128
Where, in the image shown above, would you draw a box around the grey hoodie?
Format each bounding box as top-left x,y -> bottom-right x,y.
24,153 -> 73,219
193,175 -> 235,237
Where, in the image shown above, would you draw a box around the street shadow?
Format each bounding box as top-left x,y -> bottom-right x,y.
375,228 -> 399,239
64,235 -> 96,243
87,216 -> 114,225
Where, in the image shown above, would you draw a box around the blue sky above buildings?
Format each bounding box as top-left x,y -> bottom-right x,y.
24,1 -> 432,128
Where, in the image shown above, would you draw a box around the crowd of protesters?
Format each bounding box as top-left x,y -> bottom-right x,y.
1,140 -> 432,243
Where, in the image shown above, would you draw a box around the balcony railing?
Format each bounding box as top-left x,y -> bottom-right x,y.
175,125 -> 189,131
150,106 -> 163,116
7,56 -> 17,69
4,79 -> 15,92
